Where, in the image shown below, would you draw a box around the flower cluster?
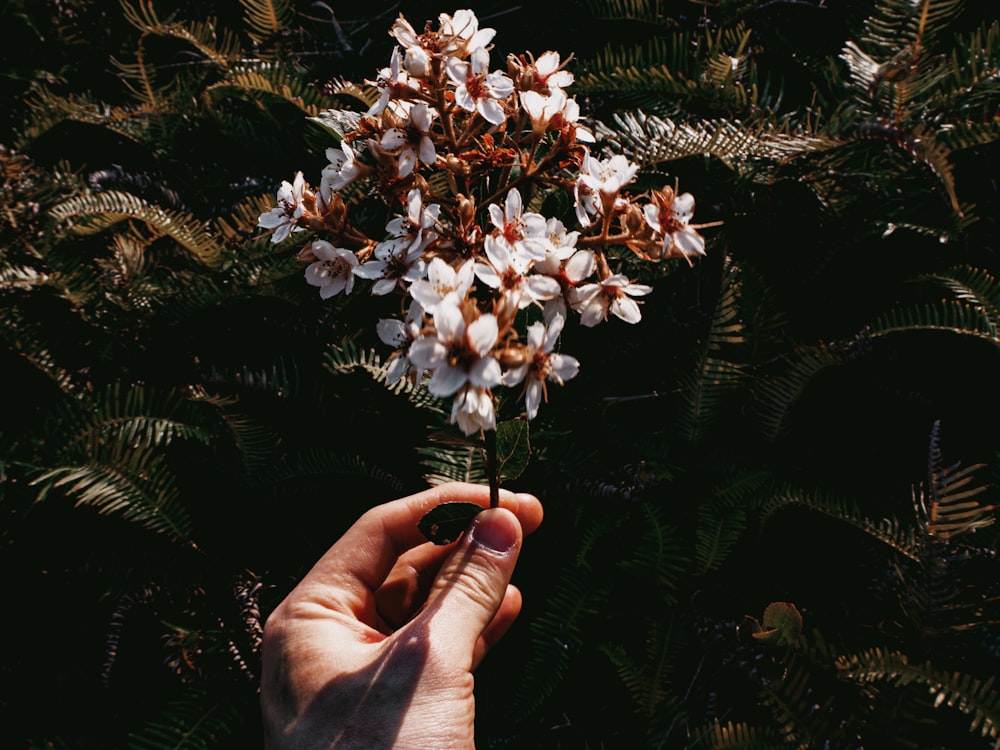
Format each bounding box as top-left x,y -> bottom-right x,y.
258,9 -> 711,435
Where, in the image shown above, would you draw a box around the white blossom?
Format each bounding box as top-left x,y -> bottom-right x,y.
570,274 -> 652,327
257,171 -> 307,243
501,312 -> 580,419
379,103 -> 438,178
642,191 -> 706,263
447,48 -> 514,126
408,301 -> 502,397
304,240 -> 359,299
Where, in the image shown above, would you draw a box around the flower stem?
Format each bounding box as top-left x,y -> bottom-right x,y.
484,428 -> 499,508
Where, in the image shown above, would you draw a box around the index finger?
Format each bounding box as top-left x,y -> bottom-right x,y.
288,483 -> 543,621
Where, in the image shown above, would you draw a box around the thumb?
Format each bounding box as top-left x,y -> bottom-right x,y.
420,507 -> 522,659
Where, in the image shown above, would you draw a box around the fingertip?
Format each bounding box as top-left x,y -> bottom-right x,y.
469,507 -> 521,554
500,490 -> 543,535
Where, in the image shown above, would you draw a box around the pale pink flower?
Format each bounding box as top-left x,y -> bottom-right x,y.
487,187 -> 548,259
353,239 -> 426,296
574,149 -> 639,227
642,191 -> 707,263
474,235 -> 561,311
367,47 -> 418,117
446,48 -> 514,126
257,171 -> 307,243
304,240 -> 359,299
450,384 -> 496,435
437,9 -> 496,58
532,51 -> 574,91
377,304 -> 424,386
380,103 -> 438,178
501,312 -> 580,419
320,141 -> 364,200
570,274 -> 653,327
408,301 -> 502,397
408,257 -> 475,313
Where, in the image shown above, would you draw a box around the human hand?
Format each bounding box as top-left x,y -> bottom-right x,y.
260,482 -> 544,750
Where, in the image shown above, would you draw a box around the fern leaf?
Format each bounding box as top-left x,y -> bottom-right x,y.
128,686 -> 242,750
837,648 -> 1000,747
240,0 -> 293,44
50,191 -> 227,269
31,448 -> 193,544
693,719 -> 777,749
675,258 -> 748,445
869,299 -> 999,344
418,440 -> 486,486
761,486 -> 919,561
753,344 -> 845,442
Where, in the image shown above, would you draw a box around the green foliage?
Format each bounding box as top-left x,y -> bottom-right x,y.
2,0 -> 1000,748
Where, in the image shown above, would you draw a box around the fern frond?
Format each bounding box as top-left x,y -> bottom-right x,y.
618,504 -> 690,599
753,344 -> 845,442
51,384 -> 212,460
600,615 -> 687,741
696,502 -> 747,574
602,111 -> 837,173
206,61 -> 333,116
916,422 -> 994,540
837,648 -> 1000,748
49,191 -> 228,269
0,305 -> 74,393
19,86 -> 154,147
418,440 -> 486,486
128,685 -> 242,750
323,341 -> 444,413
513,556 -> 610,719
869,299 -> 998,344
31,447 -> 192,544
266,448 -> 404,494
761,487 -> 919,561
120,1 -> 241,66
922,266 -> 1000,331
862,0 -> 966,58
692,719 -> 777,749
240,0 -> 293,44
675,258 -> 748,445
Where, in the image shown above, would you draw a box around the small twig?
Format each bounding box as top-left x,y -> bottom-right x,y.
484,428 -> 499,508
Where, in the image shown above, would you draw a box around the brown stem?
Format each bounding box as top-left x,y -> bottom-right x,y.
484,428 -> 499,508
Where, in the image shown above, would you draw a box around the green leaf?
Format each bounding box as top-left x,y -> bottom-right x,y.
495,419 -> 530,482
751,602 -> 804,646
418,501 -> 483,545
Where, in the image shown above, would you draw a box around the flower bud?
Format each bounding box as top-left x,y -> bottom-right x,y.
404,47 -> 430,77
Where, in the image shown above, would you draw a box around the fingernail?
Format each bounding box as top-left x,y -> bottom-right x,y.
469,509 -> 518,554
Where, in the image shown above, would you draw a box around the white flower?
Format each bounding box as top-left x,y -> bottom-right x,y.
534,51 -> 574,90
450,384 -> 496,435
377,304 -> 424,386
446,47 -> 514,126
570,274 -> 653,327
320,141 -> 364,201
367,47 -> 418,117
487,187 -> 548,259
257,171 -> 307,243
408,257 -> 476,313
385,187 -> 441,252
437,9 -> 496,58
520,89 -> 568,135
501,312 -> 580,419
304,240 -> 359,299
379,103 -> 438,178
642,191 -> 707,263
475,235 -> 561,311
408,301 -> 502,397
574,149 -> 639,227
353,238 -> 426,295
